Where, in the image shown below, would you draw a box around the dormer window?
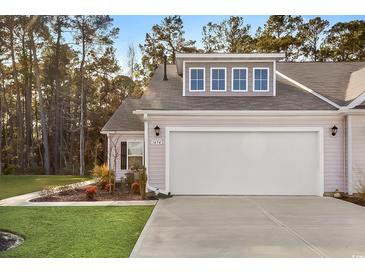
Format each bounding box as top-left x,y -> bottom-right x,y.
211,68 -> 226,92
189,68 -> 205,92
232,68 -> 248,92
253,68 -> 269,92
178,53 -> 283,96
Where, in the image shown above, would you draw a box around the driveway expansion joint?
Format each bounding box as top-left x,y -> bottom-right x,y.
246,197 -> 329,258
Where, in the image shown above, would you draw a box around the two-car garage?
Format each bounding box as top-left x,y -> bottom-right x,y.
167,128 -> 323,196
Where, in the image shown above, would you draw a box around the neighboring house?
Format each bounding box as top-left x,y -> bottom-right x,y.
101,53 -> 365,196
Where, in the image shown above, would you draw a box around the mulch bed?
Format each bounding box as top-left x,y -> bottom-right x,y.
0,231 -> 24,252
336,195 -> 365,207
31,188 -> 156,202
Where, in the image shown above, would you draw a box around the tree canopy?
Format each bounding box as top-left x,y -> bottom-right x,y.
255,15 -> 303,61
202,16 -> 253,53
1,15 -> 364,175
139,15 -> 197,77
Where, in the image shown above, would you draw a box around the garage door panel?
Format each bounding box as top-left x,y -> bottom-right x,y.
169,131 -> 321,195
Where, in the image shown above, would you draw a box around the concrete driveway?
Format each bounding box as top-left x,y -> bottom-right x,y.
131,196 -> 365,258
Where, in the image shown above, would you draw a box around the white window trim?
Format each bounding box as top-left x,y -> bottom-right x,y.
123,140 -> 144,171
189,67 -> 205,92
273,61 -> 276,96
253,67 -> 270,92
231,67 -> 248,92
182,60 -> 186,96
210,67 -> 227,92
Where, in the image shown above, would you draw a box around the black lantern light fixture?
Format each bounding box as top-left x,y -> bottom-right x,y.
154,125 -> 160,136
331,125 -> 338,136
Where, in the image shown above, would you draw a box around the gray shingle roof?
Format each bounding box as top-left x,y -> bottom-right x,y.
277,62 -> 365,105
102,62 -> 365,132
101,98 -> 144,132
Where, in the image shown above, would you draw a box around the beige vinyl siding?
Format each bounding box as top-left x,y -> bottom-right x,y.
185,62 -> 274,96
350,115 -> 365,191
147,116 -> 345,193
107,134 -> 144,181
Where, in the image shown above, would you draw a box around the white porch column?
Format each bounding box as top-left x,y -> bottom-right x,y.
346,115 -> 353,194
144,113 -> 149,173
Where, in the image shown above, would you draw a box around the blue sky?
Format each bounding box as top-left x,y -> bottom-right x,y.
112,15 -> 365,73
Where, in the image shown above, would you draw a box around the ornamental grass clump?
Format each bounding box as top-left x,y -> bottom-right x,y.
92,164 -> 114,190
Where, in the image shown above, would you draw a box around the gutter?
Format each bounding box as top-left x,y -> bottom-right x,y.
176,53 -> 286,59
134,110 -> 342,116
342,91 -> 365,110
100,130 -> 144,135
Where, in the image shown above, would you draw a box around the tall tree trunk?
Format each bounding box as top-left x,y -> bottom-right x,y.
23,31 -> 33,169
0,63 -> 3,175
79,26 -> 86,176
34,94 -> 43,168
30,29 -> 50,175
53,16 -> 62,174
9,20 -> 24,171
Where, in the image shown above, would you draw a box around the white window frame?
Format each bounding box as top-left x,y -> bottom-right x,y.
210,67 -> 227,92
231,67 -> 248,92
253,67 -> 270,92
126,141 -> 144,171
189,67 -> 205,92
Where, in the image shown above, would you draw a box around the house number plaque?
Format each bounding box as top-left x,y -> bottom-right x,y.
151,139 -> 163,145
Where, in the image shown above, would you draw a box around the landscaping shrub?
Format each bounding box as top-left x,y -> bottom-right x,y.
124,172 -> 134,190
23,165 -> 44,175
104,183 -> 112,191
85,186 -> 97,200
3,164 -> 16,175
92,164 -> 114,189
131,181 -> 140,194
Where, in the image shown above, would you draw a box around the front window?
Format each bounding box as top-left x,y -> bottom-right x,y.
211,68 -> 226,91
127,141 -> 144,169
190,68 -> 205,91
253,68 -> 269,92
232,68 -> 248,92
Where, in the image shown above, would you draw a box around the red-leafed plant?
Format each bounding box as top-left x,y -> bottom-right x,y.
131,181 -> 140,194
85,186 -> 97,200
104,183 -> 112,191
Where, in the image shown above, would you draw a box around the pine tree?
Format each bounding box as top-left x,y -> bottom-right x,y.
202,16 -> 253,53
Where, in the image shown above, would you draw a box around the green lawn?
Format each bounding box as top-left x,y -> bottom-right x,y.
0,206 -> 153,258
0,175 -> 91,200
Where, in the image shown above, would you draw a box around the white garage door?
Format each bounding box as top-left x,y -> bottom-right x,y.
168,129 -> 322,196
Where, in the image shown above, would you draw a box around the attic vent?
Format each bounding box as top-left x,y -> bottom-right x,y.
163,55 -> 168,81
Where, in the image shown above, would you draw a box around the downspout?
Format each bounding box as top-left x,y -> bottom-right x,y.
346,114 -> 353,194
